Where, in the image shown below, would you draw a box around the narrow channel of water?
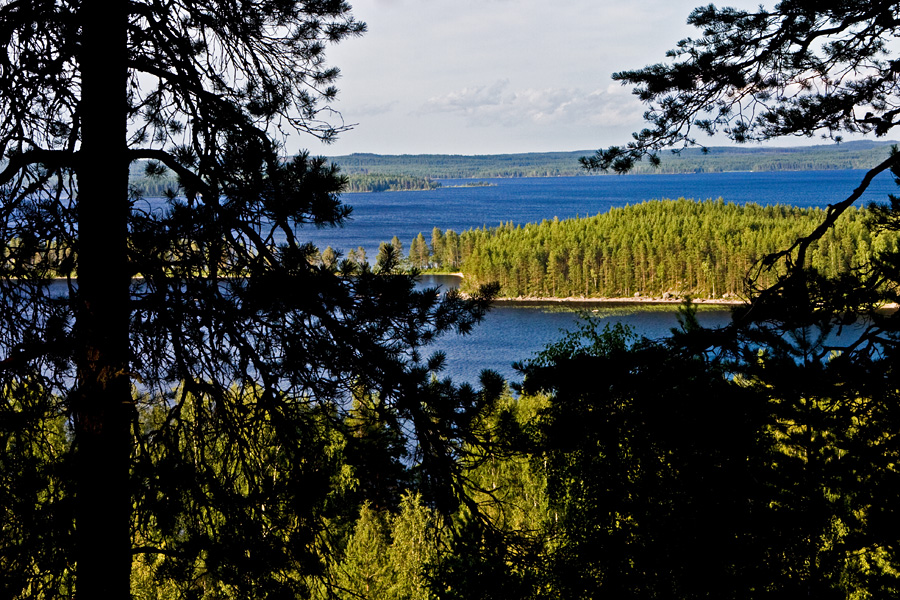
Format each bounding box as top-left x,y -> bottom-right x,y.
418,275 -> 734,385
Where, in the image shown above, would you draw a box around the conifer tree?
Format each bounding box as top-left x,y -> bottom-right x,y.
0,0 -> 494,597
431,227 -> 445,266
408,233 -> 429,269
519,2 -> 900,597
335,504 -> 393,600
321,245 -> 339,270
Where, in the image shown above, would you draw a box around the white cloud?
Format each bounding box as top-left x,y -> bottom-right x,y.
421,80 -> 510,114
348,100 -> 399,117
315,0 -> 767,154
419,82 -> 643,129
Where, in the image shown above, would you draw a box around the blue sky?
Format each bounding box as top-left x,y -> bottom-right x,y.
306,0 -> 761,156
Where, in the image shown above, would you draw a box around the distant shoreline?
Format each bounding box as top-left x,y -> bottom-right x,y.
325,140 -> 899,180
420,273 -> 745,306
423,275 -> 898,309
489,295 -> 745,306
487,295 -> 899,313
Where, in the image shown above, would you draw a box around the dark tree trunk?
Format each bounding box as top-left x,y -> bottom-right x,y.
73,0 -> 133,597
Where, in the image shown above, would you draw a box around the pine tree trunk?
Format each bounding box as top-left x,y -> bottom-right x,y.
72,0 -> 133,597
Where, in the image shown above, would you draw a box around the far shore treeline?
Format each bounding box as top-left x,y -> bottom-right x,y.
388,198 -> 898,300
128,140 -> 899,195
327,140 -> 899,178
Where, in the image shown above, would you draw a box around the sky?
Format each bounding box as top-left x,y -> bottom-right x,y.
301,0 -> 762,156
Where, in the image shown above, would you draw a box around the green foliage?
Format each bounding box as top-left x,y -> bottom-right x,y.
331,503 -> 393,599
522,322 -> 768,598
460,392 -> 550,536
557,2 -> 900,596
346,246 -> 368,270
0,0 -> 501,596
518,316 -> 900,598
388,494 -> 439,600
0,382 -> 73,598
430,513 -> 539,600
129,168 -> 442,196
318,311 -> 900,600
128,385 -> 357,599
343,174 -> 441,193
320,245 -> 339,270
427,394 -> 549,600
409,233 -> 430,269
411,199 -> 899,299
311,383 -> 554,600
311,494 -> 439,600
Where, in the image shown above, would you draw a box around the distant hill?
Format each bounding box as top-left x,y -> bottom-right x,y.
127,140 -> 900,195
327,140 -> 900,179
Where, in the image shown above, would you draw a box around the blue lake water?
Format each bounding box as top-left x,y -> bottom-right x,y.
419,275 -> 735,385
306,170 -> 895,385
299,169 -> 898,261
141,169 -> 898,385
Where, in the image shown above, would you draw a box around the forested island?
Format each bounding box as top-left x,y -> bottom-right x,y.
128,164 -> 440,194
341,173 -> 440,192
394,198 -> 898,300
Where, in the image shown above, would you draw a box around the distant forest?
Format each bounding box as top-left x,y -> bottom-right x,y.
328,140 -> 900,178
128,141 -> 899,195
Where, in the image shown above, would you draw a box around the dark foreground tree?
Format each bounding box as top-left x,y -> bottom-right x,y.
584,1 -> 900,170
579,0 -> 900,421
519,1 -> 900,597
0,1 -> 495,598
520,313 -> 900,599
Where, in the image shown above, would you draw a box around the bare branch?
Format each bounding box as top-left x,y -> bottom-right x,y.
0,149 -> 74,187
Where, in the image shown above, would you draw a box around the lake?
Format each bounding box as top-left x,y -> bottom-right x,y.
419,275 -> 735,385
302,170 -> 895,385
141,169 -> 897,385
294,169 -> 898,262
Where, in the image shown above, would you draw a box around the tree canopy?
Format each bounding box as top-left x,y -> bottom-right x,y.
0,0 -> 495,598
400,199 -> 900,299
520,1 -> 900,597
580,0 -> 900,342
